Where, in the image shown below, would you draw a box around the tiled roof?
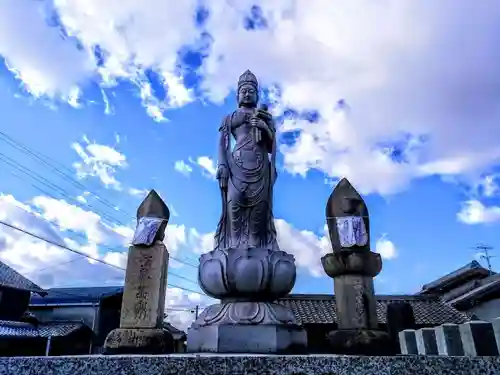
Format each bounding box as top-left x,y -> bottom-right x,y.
420,261 -> 492,293
449,273 -> 500,308
164,322 -> 186,340
0,320 -> 89,338
0,261 -> 45,295
277,294 -> 468,326
30,286 -> 123,305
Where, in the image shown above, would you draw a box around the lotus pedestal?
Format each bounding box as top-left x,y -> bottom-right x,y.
187,247 -> 307,353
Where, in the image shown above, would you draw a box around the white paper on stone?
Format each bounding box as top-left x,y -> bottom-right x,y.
336,216 -> 368,248
131,217 -> 164,246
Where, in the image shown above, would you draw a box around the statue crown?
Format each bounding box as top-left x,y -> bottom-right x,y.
238,69 -> 258,89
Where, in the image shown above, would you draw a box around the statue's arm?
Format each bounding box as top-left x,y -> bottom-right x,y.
216,117 -> 230,189
265,117 -> 276,155
269,118 -> 277,185
217,117 -> 229,167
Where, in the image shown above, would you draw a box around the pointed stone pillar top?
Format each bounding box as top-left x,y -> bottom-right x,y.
132,190 -> 170,247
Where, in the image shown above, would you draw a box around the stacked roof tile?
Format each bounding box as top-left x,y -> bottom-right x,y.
0,261 -> 45,295
277,294 -> 468,326
0,320 -> 88,338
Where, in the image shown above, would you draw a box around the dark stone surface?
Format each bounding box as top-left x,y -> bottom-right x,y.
386,301 -> 416,352
187,323 -> 307,353
189,71 -> 301,354
134,189 -> 170,245
326,178 -> 370,253
103,328 -> 174,355
187,302 -> 307,353
326,329 -> 394,355
198,248 -> 296,300
1,355 -> 500,375
321,250 -> 382,278
214,69 -> 279,252
460,321 -> 500,356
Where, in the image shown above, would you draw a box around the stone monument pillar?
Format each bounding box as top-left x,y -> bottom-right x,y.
321,178 -> 390,354
103,190 -> 174,354
186,70 -> 307,353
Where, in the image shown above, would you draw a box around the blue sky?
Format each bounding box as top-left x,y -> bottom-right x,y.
1,0 -> 500,329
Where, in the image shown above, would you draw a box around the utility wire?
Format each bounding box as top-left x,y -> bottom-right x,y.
0,132 -> 207,309
0,136 -> 199,268
1,183 -> 198,283
0,219 -> 205,297
0,152 -> 129,226
0,130 -> 136,218
29,287 -> 208,313
25,257 -> 85,275
1,162 -> 197,269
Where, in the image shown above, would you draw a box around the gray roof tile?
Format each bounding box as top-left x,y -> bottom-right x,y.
0,320 -> 88,338
30,286 -> 123,305
0,261 -> 45,294
277,294 -> 468,326
420,261 -> 492,293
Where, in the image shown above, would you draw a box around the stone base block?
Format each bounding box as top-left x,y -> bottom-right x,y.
187,324 -> 307,354
2,355 -> 500,375
103,328 -> 174,355
326,329 -> 393,355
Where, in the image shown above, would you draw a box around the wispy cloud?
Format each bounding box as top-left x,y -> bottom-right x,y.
72,135 -> 127,190
174,160 -> 193,177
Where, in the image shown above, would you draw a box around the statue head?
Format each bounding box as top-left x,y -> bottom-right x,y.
237,69 -> 259,108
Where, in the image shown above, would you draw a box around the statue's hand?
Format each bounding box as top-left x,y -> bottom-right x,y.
256,108 -> 273,123
216,164 -> 229,190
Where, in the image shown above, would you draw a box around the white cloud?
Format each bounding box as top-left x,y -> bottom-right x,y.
1,0 -> 199,116
103,251 -> 128,268
0,194 -> 118,287
274,220 -> 331,277
196,156 -> 217,179
457,200 -> 500,225
188,220 -> 331,277
174,160 -> 193,177
188,228 -> 215,255
375,235 -> 398,260
0,0 -> 92,100
0,193 -> 209,331
175,157 -> 217,179
165,224 -> 188,254
473,175 -> 500,198
197,1 -> 500,195
76,194 -> 88,204
31,195 -> 132,247
165,287 -> 214,331
128,187 -> 149,198
72,136 -> 127,189
3,1 -> 500,194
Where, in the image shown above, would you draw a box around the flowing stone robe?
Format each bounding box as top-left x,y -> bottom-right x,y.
214,107 -> 279,251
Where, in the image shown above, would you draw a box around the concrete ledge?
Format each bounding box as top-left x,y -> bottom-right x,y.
1,354 -> 500,375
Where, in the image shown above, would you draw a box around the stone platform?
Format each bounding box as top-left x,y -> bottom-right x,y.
1,355 -> 500,375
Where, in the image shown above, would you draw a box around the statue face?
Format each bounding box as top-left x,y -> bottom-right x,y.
238,84 -> 258,108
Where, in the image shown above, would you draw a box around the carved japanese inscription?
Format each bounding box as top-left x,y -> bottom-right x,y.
120,244 -> 168,329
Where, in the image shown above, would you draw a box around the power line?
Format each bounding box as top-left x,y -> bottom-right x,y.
0,142 -> 199,268
0,152 -> 130,226
25,257 -> 86,275
0,130 -> 136,219
1,163 -> 197,268
29,286 -> 207,313
1,192 -> 198,284
0,219 -> 205,296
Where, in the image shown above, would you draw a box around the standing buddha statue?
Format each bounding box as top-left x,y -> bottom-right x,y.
214,69 -> 279,252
